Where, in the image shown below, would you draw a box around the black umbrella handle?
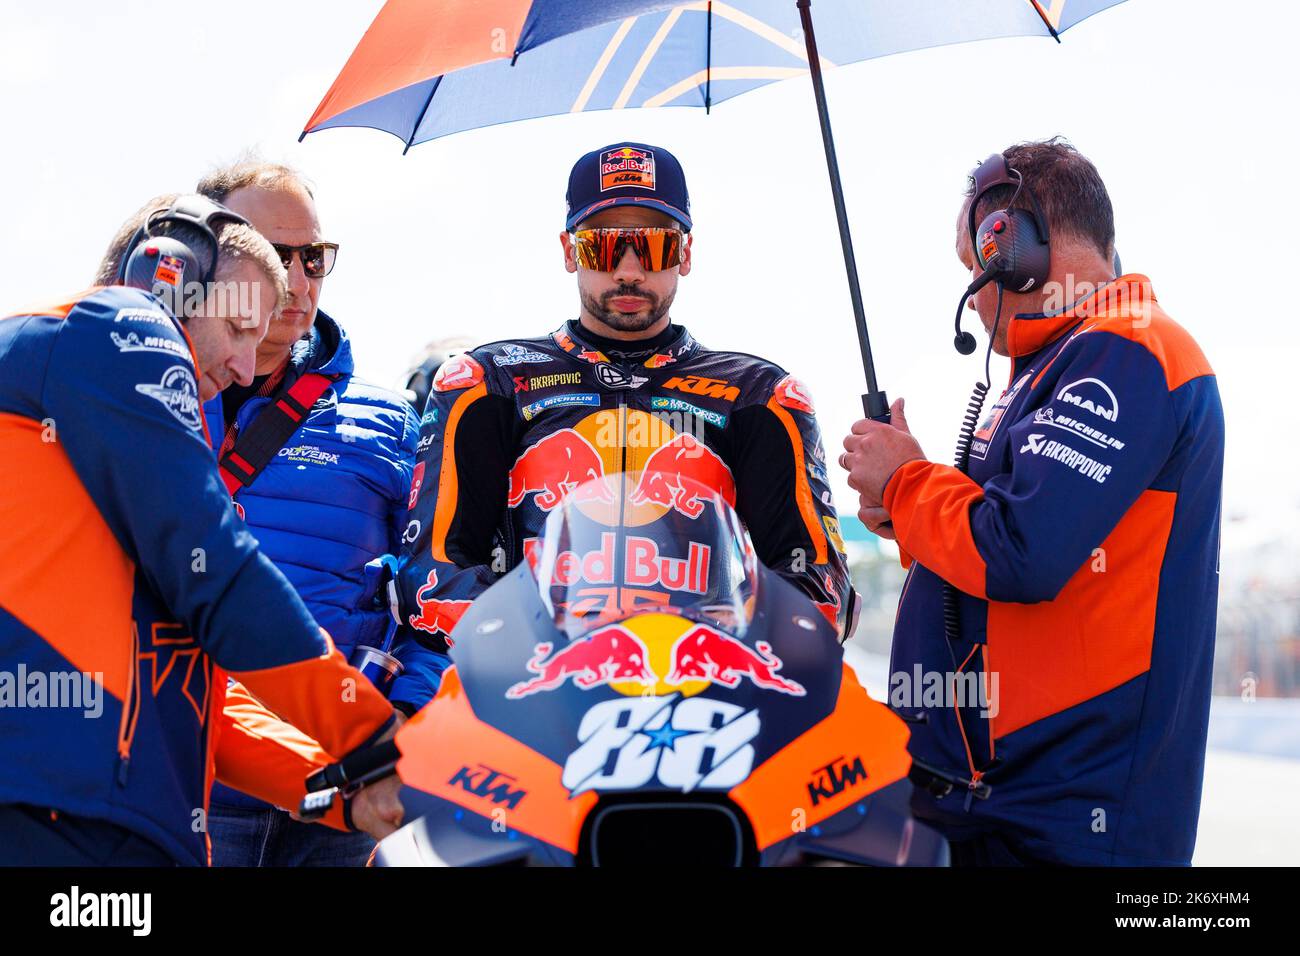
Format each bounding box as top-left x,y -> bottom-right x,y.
796,1 -> 888,413
863,390 -> 891,423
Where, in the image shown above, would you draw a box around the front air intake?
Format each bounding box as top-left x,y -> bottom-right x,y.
581,794 -> 757,867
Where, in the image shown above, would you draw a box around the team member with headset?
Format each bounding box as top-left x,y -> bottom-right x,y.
839,139 -> 1224,865
0,195 -> 403,865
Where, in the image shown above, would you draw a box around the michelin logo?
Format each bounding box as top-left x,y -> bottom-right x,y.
1019,434 -> 1112,483
110,330 -> 188,358
135,366 -> 202,431
1033,407 -> 1125,450
521,393 -> 600,421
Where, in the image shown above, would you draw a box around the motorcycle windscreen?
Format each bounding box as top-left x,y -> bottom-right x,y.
525,471 -> 758,641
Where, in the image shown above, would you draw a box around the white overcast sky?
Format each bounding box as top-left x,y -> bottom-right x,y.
3,0 -> 1297,556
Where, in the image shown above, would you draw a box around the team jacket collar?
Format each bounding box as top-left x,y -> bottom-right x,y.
1006,274 -> 1157,358
553,320 -> 699,365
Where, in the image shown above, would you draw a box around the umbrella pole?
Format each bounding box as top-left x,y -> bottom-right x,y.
795,0 -> 889,422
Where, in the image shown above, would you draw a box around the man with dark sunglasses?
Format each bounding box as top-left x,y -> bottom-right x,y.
395,141 -> 857,679
194,160 -> 448,867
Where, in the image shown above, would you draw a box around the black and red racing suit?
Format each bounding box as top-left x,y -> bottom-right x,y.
392,320 -> 855,699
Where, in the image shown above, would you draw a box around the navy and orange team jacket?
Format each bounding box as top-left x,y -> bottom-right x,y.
394,319 -> 855,667
885,276 -> 1223,865
0,286 -> 396,865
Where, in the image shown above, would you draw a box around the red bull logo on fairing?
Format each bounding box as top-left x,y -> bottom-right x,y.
506,615 -> 803,699
535,531 -> 711,595
666,626 -> 805,696
507,624 -> 656,698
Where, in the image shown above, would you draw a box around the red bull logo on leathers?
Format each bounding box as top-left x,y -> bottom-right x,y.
506,614 -> 803,699
506,411 -> 735,526
629,433 -> 736,519
408,569 -> 474,646
508,429 -> 614,512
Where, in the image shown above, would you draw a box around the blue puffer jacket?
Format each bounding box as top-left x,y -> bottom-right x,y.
205,311 -> 450,807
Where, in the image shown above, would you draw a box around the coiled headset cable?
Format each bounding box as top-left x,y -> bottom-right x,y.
942,284 -> 1002,648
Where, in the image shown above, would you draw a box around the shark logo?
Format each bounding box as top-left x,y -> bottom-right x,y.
135,366 -> 202,431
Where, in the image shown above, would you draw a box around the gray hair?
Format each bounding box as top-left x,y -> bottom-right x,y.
197,154 -> 315,204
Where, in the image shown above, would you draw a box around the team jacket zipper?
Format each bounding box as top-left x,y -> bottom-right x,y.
116,625 -> 141,785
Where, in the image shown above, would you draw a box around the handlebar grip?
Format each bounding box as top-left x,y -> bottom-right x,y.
305,739 -> 401,793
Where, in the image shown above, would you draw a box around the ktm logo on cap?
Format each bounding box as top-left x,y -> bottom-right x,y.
600,147 -> 656,192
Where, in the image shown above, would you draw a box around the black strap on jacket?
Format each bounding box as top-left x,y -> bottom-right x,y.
218,372 -> 336,495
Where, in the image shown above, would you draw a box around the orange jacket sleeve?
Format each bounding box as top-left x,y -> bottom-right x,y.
213,679 -> 349,832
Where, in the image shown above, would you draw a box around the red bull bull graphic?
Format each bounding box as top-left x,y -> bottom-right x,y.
666,625 -> 805,696
507,411 -> 735,527
408,569 -> 474,646
506,615 -> 801,699
506,624 -> 656,698
507,430 -> 614,512
643,352 -> 675,369
629,434 -> 736,519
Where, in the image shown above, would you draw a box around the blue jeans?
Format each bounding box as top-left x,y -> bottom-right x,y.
208,803 -> 376,867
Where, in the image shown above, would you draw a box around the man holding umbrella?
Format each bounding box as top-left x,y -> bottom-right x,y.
395,142 -> 856,672
839,139 -> 1224,866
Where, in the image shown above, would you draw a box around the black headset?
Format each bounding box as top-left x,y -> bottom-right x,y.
118,194 -> 250,317
953,153 -> 1052,354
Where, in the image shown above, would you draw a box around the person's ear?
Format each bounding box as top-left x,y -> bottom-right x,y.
560,231 -> 577,274
677,233 -> 692,277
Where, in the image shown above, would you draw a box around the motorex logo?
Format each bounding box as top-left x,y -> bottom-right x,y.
1056,377 -> 1118,422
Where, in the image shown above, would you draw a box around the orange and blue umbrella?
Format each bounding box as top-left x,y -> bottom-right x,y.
303,0 -> 1130,417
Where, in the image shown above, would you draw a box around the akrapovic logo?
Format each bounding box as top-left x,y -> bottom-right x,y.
1020,434 -> 1112,483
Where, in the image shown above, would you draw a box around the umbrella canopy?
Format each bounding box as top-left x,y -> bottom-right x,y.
303,0 -> 1127,148
302,0 -> 1129,417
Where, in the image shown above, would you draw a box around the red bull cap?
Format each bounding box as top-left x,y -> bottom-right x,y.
566,141 -> 692,232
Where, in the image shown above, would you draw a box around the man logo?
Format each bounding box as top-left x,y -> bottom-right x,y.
1056,378 -> 1118,422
